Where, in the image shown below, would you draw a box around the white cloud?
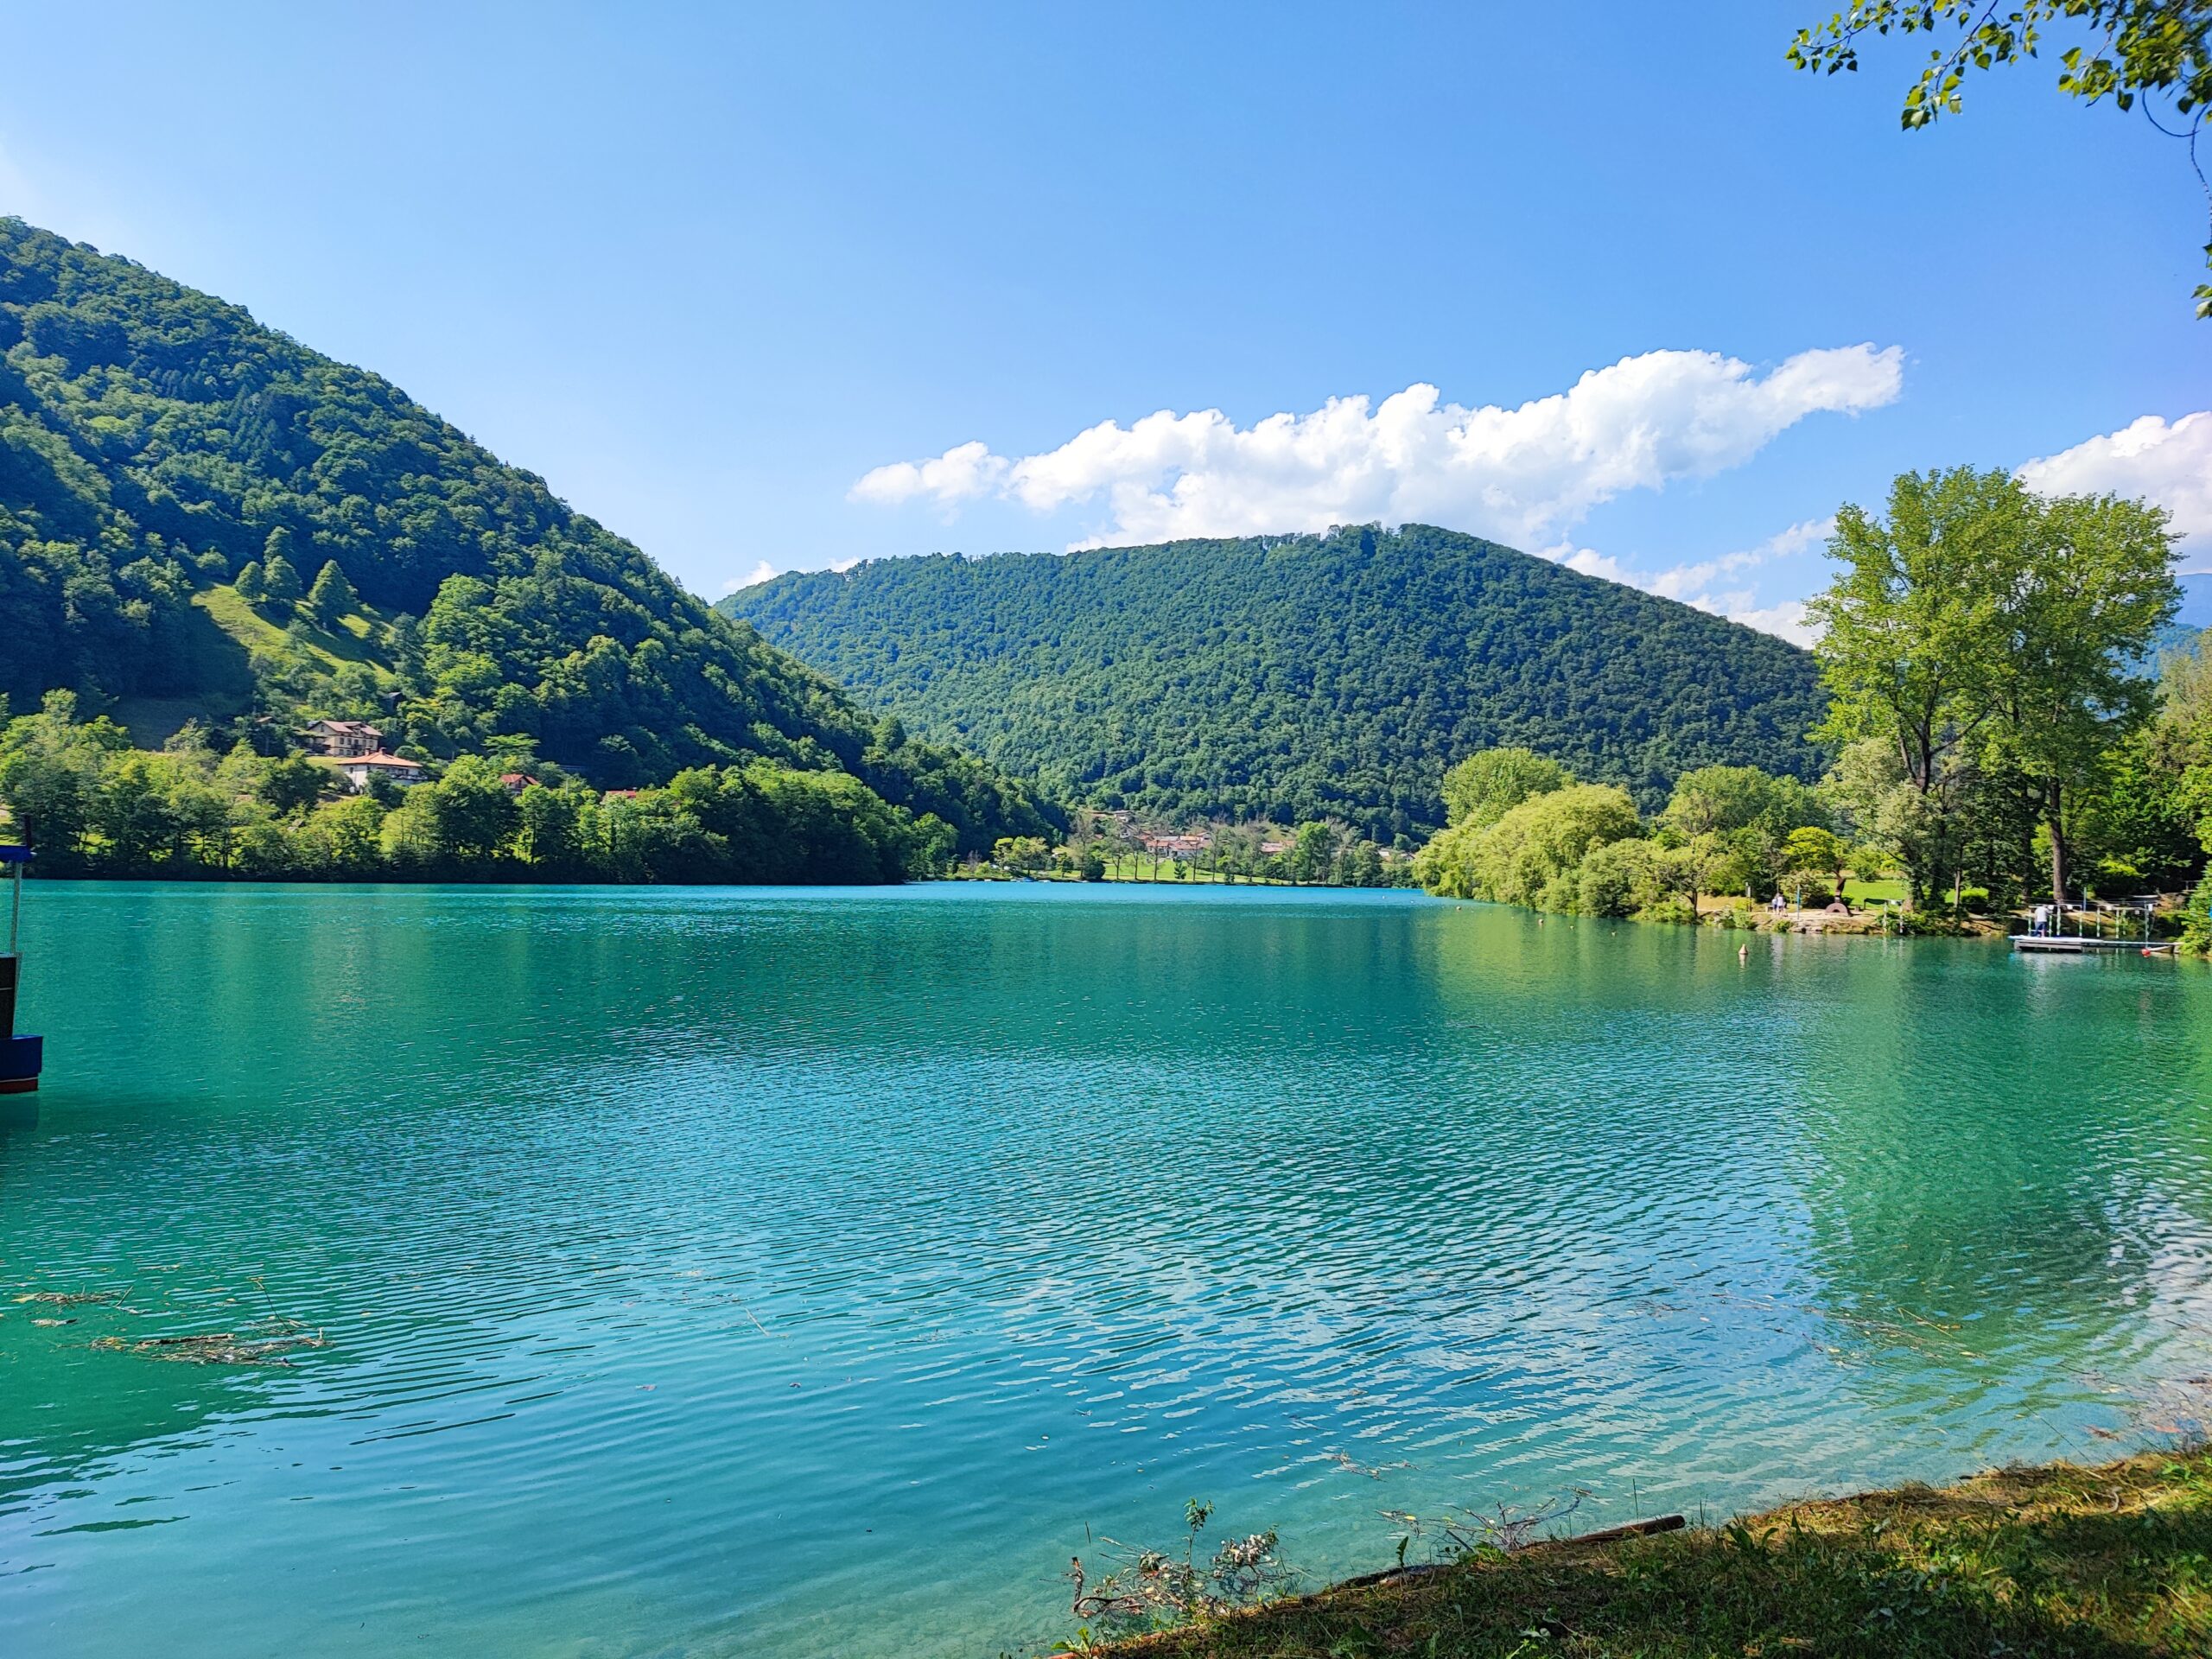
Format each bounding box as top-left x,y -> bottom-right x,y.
1543,518 -> 1833,647
829,556 -> 863,574
1723,600 -> 1818,648
2018,411 -> 2212,565
851,346 -> 1904,548
849,440 -> 1009,510
719,559 -> 780,594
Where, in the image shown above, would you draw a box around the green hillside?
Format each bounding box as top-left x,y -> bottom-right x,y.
0,218 -> 1052,851
721,525 -> 1829,838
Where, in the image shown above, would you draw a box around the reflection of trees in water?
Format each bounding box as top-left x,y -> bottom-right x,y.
1779,946 -> 2212,1395
1416,910 -> 2212,1414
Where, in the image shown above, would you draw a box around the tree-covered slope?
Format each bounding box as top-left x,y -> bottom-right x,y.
722,525 -> 1827,837
0,219 -> 1050,849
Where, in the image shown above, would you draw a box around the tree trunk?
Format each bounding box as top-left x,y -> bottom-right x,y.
2046,784 -> 2068,910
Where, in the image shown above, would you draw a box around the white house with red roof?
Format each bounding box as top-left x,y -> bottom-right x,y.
333,752 -> 428,791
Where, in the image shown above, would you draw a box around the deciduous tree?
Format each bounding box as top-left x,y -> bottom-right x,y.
1790,2 -> 2212,315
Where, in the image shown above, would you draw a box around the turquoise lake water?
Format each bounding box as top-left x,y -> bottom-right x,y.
2,882 -> 2209,1656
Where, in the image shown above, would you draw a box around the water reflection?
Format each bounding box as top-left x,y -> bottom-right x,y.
1,885 -> 2207,1659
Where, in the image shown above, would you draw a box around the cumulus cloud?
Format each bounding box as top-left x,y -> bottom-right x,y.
719,560 -> 780,594
2018,411 -> 2212,564
851,346 -> 1903,548
1724,600 -> 1818,647
849,441 -> 1011,512
1545,518 -> 1833,647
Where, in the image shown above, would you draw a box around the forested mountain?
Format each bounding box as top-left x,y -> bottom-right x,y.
721,525 -> 1829,837
2179,573 -> 2212,633
0,219 -> 1051,850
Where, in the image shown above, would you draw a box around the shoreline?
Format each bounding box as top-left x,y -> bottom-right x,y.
1065,1446 -> 2212,1656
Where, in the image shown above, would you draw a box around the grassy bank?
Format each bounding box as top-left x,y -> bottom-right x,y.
1072,1448 -> 2211,1657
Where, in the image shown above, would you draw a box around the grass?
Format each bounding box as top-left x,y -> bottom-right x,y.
1073,1448 -> 2212,1657
106,695 -> 236,748
193,585 -> 396,682
1841,877 -> 1910,906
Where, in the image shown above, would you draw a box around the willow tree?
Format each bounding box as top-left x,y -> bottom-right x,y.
1439,747 -> 1569,830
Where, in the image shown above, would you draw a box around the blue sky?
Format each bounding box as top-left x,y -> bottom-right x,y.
3,2 -> 2207,636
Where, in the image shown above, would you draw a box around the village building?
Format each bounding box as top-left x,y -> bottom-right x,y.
299,719 -> 385,758
1139,831 -> 1213,858
499,772 -> 539,795
333,752 -> 428,791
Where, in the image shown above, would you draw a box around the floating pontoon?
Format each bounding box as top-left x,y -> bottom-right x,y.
2011,895 -> 2174,956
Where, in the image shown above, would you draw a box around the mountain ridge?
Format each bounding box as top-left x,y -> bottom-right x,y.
721,524 -> 1828,837
0,218 -> 1053,849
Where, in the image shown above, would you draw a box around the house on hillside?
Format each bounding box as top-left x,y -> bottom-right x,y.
300,719 -> 385,758
1140,831 -> 1213,858
499,772 -> 539,795
334,752 -> 428,791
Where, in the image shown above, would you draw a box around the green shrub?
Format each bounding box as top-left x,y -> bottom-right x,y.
1888,908 -> 1968,937
1535,873 -> 1580,914
2180,873 -> 2212,956
1575,836 -> 1665,918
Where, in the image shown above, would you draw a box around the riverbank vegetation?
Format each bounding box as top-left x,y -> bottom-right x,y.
0,693 -> 956,883
1062,1446 -> 2212,1657
963,816 -> 1416,888
1414,469 -> 2212,944
0,691 -> 1427,889
0,218 -> 1055,855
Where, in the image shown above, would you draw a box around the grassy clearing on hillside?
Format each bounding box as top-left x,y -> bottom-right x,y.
1065,1449 -> 2211,1658
193,585 -> 396,683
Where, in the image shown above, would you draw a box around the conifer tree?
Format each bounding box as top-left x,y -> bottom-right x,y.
307,559 -> 358,623
262,550 -> 302,605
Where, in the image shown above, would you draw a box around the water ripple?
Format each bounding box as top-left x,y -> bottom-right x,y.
0,884 -> 2208,1657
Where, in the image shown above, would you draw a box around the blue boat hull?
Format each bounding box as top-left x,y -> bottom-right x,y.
0,1033 -> 40,1093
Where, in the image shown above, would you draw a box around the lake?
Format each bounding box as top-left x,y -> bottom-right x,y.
3,882 -> 2209,1657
